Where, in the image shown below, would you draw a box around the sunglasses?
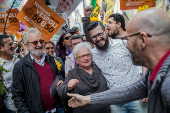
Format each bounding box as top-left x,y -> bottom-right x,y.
3,40 -> 13,46
45,47 -> 54,50
64,36 -> 71,40
28,40 -> 44,46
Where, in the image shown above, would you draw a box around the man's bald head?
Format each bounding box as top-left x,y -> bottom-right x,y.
126,8 -> 170,68
127,8 -> 170,42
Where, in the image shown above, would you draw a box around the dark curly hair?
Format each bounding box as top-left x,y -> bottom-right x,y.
109,13 -> 126,31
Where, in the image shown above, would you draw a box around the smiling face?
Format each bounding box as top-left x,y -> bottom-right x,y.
76,48 -> 92,69
89,25 -> 109,50
26,33 -> 45,57
106,17 -> 120,37
0,37 -> 14,56
45,42 -> 55,56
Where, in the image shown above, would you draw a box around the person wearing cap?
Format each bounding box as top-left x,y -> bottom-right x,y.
69,27 -> 80,35
65,34 -> 84,76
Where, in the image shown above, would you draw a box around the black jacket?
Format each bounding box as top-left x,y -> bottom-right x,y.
12,54 -> 63,113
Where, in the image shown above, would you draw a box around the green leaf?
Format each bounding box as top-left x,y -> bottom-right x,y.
0,81 -> 6,96
0,66 -> 9,73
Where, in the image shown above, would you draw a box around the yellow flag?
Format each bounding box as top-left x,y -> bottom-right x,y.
90,4 -> 100,21
90,0 -> 102,22
103,0 -> 114,23
137,5 -> 149,12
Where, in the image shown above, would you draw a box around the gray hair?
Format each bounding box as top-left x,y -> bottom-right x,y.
72,42 -> 92,58
23,28 -> 41,44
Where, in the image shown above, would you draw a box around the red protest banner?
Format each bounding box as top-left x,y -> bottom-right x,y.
17,0 -> 65,41
120,0 -> 155,10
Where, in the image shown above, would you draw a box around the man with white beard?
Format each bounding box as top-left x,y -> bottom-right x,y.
12,28 -> 64,113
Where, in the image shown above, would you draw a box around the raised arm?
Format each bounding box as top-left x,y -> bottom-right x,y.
68,75 -> 148,108
90,75 -> 148,105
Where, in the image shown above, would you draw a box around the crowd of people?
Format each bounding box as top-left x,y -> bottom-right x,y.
0,7 -> 170,113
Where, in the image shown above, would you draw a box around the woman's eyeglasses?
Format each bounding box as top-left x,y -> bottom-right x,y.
76,53 -> 91,59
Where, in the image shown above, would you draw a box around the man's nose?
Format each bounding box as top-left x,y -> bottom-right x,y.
84,55 -> 89,59
106,25 -> 109,28
96,35 -> 102,41
37,41 -> 43,47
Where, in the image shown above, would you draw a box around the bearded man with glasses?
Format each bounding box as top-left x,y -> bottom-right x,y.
12,28 -> 64,113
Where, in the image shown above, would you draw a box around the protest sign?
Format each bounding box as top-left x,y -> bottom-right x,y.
0,9 -> 19,34
17,0 -> 65,40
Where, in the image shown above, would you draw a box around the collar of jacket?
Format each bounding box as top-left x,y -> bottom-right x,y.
22,53 -> 58,76
150,55 -> 170,91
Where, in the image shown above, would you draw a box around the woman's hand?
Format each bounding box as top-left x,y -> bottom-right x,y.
68,79 -> 79,90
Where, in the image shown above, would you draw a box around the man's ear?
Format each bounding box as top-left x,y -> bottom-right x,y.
24,43 -> 29,49
117,22 -> 121,28
140,32 -> 150,50
0,45 -> 3,51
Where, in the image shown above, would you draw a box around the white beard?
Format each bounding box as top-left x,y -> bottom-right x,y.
30,49 -> 44,57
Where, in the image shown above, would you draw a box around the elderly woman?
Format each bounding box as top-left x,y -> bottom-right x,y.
56,42 -> 111,113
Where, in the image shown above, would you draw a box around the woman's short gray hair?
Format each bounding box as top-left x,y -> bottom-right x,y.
23,28 -> 41,44
72,42 -> 92,58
